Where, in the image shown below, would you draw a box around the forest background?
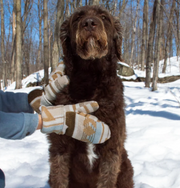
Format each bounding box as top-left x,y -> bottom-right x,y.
0,0 -> 179,91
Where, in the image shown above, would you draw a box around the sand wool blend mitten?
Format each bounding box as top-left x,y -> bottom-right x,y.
66,112 -> 111,144
44,62 -> 69,102
41,101 -> 111,144
28,62 -> 69,113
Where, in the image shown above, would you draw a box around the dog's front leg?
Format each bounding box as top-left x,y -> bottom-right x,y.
97,153 -> 121,188
48,152 -> 70,188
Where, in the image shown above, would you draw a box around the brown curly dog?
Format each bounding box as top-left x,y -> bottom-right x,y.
48,5 -> 134,188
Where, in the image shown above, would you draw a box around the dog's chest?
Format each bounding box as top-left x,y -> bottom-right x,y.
86,143 -> 98,169
69,71 -> 100,101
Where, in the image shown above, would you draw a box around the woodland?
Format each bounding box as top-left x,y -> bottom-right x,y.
0,0 -> 179,91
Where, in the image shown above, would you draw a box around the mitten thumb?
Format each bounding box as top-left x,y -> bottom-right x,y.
76,101 -> 99,114
65,111 -> 111,144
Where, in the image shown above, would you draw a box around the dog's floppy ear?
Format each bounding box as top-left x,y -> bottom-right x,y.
114,18 -> 123,61
60,18 -> 70,57
60,18 -> 73,76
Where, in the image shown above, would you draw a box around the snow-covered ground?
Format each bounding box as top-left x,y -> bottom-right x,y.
0,57 -> 180,188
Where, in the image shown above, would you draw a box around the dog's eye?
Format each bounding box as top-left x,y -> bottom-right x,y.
101,15 -> 106,20
74,16 -> 81,22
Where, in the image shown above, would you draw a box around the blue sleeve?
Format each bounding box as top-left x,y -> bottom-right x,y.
0,90 -> 39,139
0,111 -> 39,139
0,90 -> 34,113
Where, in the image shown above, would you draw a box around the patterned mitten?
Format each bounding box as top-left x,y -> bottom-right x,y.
41,101 -> 111,144
66,112 -> 111,144
44,62 -> 69,102
28,62 -> 69,113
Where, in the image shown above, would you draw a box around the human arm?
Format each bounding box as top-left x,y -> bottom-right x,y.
0,89 -> 40,139
37,114 -> 43,130
0,111 -> 39,139
0,90 -> 34,113
0,62 -> 67,140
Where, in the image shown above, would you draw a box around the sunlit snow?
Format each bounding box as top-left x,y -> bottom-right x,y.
0,56 -> 180,188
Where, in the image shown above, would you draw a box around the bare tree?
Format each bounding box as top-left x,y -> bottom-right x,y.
15,0 -> 22,89
65,0 -> 70,18
92,0 -> 99,5
76,0 -> 82,7
145,0 -> 157,88
22,0 -> 33,46
21,0 -> 33,77
175,2 -> 180,72
162,0 -> 176,73
152,0 -> 164,91
175,2 -> 180,60
37,0 -> 43,71
141,0 -> 148,71
43,0 -> 49,85
51,0 -> 64,71
119,0 -> 128,19
11,2 -> 16,83
0,0 -> 179,90
0,0 -> 6,89
129,0 -> 140,67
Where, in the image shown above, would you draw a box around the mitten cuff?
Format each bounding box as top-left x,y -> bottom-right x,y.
43,75 -> 69,102
65,112 -> 76,136
28,89 -> 43,113
41,93 -> 52,106
41,105 -> 67,134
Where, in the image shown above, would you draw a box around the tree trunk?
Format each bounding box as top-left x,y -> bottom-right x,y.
15,0 -> 22,89
162,0 -> 176,73
145,1 -> 156,88
51,0 -> 64,71
43,0 -> 49,85
175,3 -> 180,60
141,0 -> 148,71
48,19 -> 52,69
92,0 -> 99,5
76,0 -> 82,7
11,2 -> 16,83
65,0 -> 70,18
175,2 -> 180,72
119,0 -> 128,19
129,0 -> 140,67
137,19 -> 140,68
21,0 -> 33,78
37,0 -> 42,71
152,0 -> 163,91
0,0 -> 6,89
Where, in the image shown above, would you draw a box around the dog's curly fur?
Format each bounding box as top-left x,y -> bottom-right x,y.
48,5 -> 134,188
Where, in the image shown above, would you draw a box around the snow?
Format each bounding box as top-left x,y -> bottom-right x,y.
118,61 -> 130,68
124,80 -> 180,188
120,56 -> 180,80
0,56 -> 180,188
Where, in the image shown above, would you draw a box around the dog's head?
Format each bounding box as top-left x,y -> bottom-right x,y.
60,5 -> 123,61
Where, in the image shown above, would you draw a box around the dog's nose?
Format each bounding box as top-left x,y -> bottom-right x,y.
82,18 -> 97,31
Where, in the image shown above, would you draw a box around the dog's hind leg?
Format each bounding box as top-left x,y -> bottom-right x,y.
48,152 -> 70,188
96,152 -> 121,188
116,148 -> 134,188
48,134 -> 73,188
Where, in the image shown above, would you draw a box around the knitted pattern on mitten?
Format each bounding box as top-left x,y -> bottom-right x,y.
44,62 -> 69,102
41,101 -> 111,144
66,112 -> 111,144
28,62 -> 69,113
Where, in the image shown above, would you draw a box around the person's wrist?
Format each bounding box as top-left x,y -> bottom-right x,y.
37,114 -> 43,130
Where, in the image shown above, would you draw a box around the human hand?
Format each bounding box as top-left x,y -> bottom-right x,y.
28,62 -> 69,113
40,101 -> 111,144
43,62 -> 69,102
